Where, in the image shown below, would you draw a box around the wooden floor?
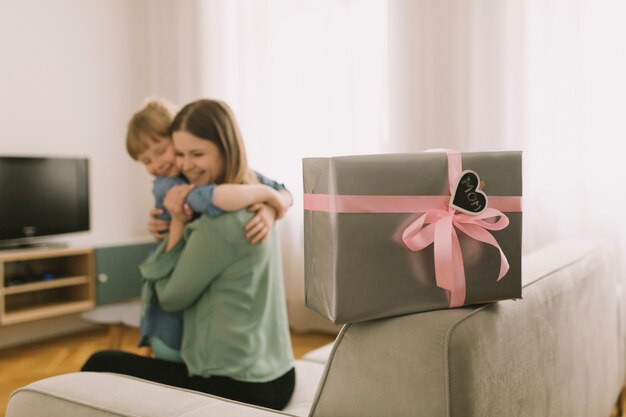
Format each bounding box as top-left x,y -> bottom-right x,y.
0,326 -> 335,416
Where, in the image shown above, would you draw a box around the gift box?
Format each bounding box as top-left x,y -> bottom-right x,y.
303,150 -> 522,324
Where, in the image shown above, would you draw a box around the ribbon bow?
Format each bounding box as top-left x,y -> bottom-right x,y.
401,150 -> 511,307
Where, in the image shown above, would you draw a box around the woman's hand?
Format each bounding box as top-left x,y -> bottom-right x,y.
149,209 -> 170,241
164,184 -> 194,224
245,203 -> 277,244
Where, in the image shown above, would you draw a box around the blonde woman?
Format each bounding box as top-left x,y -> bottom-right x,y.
123,98 -> 291,365
83,100 -> 295,410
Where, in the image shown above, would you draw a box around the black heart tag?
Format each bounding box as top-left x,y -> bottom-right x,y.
450,170 -> 488,215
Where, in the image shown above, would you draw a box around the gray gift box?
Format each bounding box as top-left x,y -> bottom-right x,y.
303,151 -> 522,324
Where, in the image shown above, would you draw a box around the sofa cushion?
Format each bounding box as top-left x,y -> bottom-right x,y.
7,372 -> 283,417
7,359 -> 326,417
283,360 -> 326,415
301,342 -> 334,364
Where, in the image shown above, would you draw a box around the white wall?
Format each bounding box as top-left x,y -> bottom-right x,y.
0,0 -> 157,246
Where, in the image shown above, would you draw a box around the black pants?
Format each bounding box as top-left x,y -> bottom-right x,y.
82,350 -> 295,411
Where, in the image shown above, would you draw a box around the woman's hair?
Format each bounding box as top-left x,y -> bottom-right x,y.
126,98 -> 179,160
170,99 -> 257,185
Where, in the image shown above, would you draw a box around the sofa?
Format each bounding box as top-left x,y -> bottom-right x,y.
7,240 -> 625,417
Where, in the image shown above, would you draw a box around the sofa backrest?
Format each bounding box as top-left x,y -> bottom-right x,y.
309,240 -> 624,417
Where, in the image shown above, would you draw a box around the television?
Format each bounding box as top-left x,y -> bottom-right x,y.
0,156 -> 90,248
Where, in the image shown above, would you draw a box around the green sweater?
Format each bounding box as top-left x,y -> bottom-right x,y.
140,210 -> 294,382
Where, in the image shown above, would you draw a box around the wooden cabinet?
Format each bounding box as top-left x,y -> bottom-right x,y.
94,242 -> 155,305
0,247 -> 94,326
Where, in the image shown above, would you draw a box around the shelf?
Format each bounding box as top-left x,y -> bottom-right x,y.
1,299 -> 94,326
0,247 -> 92,262
2,276 -> 90,295
0,246 -> 95,328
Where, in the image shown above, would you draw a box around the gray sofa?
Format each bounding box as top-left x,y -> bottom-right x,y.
7,240 -> 625,417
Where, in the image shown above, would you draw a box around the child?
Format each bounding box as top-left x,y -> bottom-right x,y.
125,98 -> 292,362
127,99 -> 290,239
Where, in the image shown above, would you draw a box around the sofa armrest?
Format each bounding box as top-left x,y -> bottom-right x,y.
309,240 -> 623,417
7,372 -> 294,417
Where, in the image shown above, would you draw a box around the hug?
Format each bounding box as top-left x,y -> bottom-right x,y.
82,99 -> 295,411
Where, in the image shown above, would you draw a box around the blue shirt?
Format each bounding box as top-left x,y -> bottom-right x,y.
153,171 -> 288,220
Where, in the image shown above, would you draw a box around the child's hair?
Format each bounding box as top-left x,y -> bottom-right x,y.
126,98 -> 179,160
170,99 -> 258,185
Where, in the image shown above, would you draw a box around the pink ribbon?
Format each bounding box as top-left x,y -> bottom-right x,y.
303,194 -> 520,213
303,151 -> 520,308
400,150 -> 510,307
401,206 -> 510,307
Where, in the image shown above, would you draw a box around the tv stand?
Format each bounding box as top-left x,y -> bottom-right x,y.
0,241 -> 68,251
0,247 -> 94,326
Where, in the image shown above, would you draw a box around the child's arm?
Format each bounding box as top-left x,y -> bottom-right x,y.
214,184 -> 289,217
184,183 -> 289,244
184,183 -> 284,217
163,184 -> 194,252
252,171 -> 293,219
184,172 -> 291,244
244,171 -> 293,243
182,171 -> 292,218
150,176 -> 188,241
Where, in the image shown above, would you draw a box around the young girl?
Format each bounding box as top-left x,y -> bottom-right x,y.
123,98 -> 292,363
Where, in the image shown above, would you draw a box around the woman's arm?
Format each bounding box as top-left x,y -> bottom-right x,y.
253,171 -> 293,217
144,217 -> 235,312
244,190 -> 293,243
243,172 -> 293,243
163,184 -> 194,252
245,203 -> 276,244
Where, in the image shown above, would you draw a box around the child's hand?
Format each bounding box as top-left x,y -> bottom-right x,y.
149,209 -> 170,241
245,203 -> 276,244
265,189 -> 289,220
164,184 -> 194,223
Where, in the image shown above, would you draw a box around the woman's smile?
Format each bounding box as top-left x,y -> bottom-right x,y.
172,130 -> 225,186
184,169 -> 207,184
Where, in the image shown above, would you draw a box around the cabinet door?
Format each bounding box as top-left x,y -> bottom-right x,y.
94,242 -> 156,305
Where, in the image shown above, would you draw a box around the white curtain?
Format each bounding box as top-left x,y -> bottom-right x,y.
523,0 -> 626,253
388,0 -> 533,245
197,0 -> 388,332
388,0 -> 526,152
389,0 -> 626,262
164,0 -> 626,331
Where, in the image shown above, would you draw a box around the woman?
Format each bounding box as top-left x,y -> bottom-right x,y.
83,99 -> 295,410
124,98 -> 291,364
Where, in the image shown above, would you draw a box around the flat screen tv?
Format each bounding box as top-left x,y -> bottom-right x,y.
0,156 -> 90,247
